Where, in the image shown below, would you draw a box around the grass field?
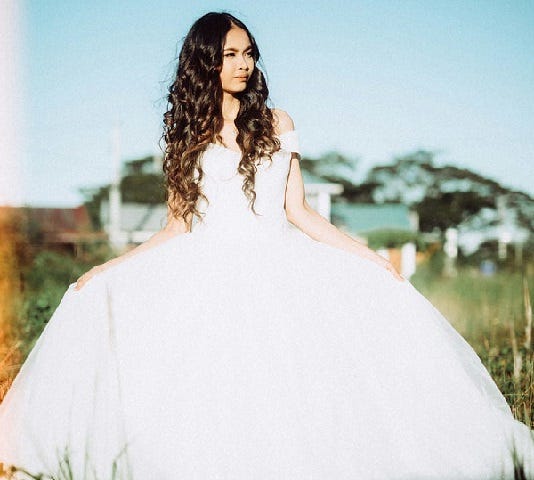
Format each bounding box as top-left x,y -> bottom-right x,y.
411,261 -> 534,428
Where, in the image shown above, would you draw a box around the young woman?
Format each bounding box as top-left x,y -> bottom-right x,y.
1,11 -> 533,480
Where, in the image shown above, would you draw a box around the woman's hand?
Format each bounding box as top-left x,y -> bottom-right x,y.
371,256 -> 405,282
74,214 -> 190,291
75,263 -> 110,290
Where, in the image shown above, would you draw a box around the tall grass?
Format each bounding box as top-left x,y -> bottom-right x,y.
411,261 -> 534,428
0,210 -> 24,403
0,443 -> 133,480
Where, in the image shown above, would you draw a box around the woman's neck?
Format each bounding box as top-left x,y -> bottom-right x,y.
221,93 -> 240,121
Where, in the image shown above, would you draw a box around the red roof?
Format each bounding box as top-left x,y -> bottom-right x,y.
24,206 -> 92,233
0,205 -> 105,244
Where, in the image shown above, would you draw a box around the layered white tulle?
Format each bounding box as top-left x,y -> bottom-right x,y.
1,130 -> 533,479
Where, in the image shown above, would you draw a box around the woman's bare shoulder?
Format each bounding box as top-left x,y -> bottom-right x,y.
272,108 -> 295,135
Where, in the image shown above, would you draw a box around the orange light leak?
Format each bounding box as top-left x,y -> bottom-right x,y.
0,208 -> 22,403
0,0 -> 26,403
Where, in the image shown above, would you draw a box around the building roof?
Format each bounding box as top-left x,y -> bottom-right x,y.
0,205 -> 102,243
24,206 -> 92,233
331,203 -> 415,233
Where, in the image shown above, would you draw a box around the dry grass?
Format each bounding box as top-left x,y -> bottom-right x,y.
411,262 -> 534,428
0,209 -> 23,403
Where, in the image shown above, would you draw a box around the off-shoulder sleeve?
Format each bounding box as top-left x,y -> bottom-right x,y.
279,130 -> 301,155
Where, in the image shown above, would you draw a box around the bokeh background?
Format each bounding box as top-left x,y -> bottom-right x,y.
4,0 -> 534,205
1,0 -> 533,436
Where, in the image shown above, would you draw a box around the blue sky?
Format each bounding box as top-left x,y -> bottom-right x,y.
18,0 -> 534,205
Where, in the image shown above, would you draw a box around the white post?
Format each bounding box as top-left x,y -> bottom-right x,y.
316,191 -> 331,220
444,227 -> 458,277
401,242 -> 417,279
497,195 -> 509,260
498,229 -> 511,260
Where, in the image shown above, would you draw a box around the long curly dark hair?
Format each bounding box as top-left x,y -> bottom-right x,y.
161,12 -> 281,223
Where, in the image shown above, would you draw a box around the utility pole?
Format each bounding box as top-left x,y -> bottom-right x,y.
443,227 -> 458,277
108,120 -> 125,251
497,195 -> 510,261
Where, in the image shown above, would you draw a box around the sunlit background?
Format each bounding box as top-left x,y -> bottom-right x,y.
4,0 -> 533,206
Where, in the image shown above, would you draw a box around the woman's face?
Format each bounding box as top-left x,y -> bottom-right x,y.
219,27 -> 255,95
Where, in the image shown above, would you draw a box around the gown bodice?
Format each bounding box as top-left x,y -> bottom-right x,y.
191,130 -> 300,237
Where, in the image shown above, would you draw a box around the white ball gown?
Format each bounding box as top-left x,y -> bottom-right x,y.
0,130 -> 533,480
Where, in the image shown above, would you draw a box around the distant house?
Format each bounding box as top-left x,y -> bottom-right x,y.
0,205 -> 104,255
300,171 -> 344,221
331,202 -> 419,278
331,203 -> 418,237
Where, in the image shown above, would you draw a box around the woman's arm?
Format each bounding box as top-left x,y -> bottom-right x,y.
276,111 -> 404,281
75,202 -> 192,290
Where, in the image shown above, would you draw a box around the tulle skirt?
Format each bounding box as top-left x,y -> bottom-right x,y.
1,225 -> 533,479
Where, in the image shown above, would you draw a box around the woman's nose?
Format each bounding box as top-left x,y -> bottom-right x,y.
238,55 -> 249,69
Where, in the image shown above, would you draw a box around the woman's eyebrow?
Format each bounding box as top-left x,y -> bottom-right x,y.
223,45 -> 253,52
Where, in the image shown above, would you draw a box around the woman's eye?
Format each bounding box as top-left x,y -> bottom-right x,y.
223,51 -> 253,59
